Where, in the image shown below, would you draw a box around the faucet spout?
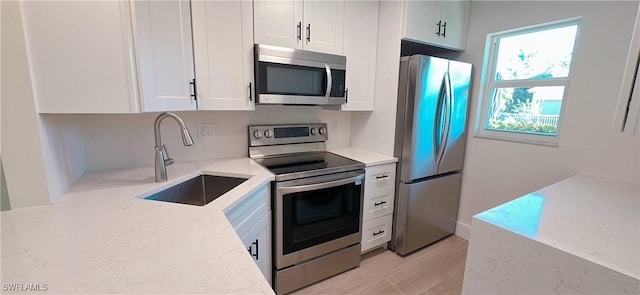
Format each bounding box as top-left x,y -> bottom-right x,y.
154,112 -> 194,182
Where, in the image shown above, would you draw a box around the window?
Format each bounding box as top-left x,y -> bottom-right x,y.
476,18 -> 581,146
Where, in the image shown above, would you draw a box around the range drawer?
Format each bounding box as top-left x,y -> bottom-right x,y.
361,214 -> 393,253
364,163 -> 396,193
363,186 -> 395,222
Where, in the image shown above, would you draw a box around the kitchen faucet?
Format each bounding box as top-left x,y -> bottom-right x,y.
154,112 -> 194,182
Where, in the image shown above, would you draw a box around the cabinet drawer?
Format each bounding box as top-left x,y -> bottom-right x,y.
364,163 -> 396,193
363,186 -> 395,222
361,214 -> 393,253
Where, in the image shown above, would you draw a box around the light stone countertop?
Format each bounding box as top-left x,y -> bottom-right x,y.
1,157 -> 276,294
474,174 -> 640,280
329,147 -> 397,166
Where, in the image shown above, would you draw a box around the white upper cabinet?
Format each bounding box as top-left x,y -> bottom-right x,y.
302,1 -> 345,54
21,1 -> 137,113
132,0 -> 196,112
254,0 -> 303,50
191,0 -> 255,110
253,0 -> 344,55
402,0 -> 470,51
341,0 -> 379,111
21,0 -> 197,113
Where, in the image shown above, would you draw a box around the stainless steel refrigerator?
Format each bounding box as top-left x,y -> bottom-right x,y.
391,55 -> 472,256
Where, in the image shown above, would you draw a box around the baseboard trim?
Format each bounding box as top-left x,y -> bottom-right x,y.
455,221 -> 471,240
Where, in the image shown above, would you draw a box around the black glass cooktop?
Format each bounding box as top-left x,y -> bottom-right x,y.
253,152 -> 364,181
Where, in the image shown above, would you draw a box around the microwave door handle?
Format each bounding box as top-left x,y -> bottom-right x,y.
278,174 -> 364,194
325,64 -> 332,102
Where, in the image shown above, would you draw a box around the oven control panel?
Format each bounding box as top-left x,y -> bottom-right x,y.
249,124 -> 328,147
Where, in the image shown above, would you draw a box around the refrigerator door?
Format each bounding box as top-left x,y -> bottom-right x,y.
393,173 -> 462,256
396,55 -> 449,182
437,60 -> 472,174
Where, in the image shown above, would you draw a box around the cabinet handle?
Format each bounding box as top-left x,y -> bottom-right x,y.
436,20 -> 442,36
248,82 -> 252,101
252,239 -> 259,260
297,22 -> 302,41
373,230 -> 385,236
376,174 -> 389,179
345,88 -> 348,104
442,21 -> 447,38
190,78 -> 197,100
306,24 -> 311,42
374,201 -> 387,206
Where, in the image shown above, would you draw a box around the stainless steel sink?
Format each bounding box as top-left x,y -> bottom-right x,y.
144,175 -> 248,206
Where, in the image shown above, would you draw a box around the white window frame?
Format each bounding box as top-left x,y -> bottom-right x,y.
475,18 -> 582,147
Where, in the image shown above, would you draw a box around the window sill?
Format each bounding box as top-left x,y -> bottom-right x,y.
473,132 -> 559,147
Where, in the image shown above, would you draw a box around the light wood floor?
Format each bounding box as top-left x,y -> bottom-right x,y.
292,235 -> 468,295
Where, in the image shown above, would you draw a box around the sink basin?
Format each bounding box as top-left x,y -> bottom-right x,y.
144,175 -> 248,206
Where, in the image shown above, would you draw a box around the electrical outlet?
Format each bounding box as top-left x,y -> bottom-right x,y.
198,123 -> 215,139
332,120 -> 340,133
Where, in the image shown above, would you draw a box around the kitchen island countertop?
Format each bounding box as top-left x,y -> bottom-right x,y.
1,158 -> 275,294
462,174 -> 640,294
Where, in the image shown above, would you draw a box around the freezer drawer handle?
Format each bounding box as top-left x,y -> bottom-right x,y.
374,201 -> 387,206
376,174 -> 389,180
373,230 -> 385,236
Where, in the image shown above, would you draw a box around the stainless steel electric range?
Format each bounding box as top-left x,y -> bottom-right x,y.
248,123 -> 365,294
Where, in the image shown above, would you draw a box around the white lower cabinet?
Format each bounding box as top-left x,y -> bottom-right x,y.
241,211 -> 272,283
225,185 -> 272,285
361,214 -> 393,253
361,162 -> 397,253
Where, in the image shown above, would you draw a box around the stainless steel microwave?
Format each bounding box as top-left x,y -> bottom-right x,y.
254,44 -> 347,106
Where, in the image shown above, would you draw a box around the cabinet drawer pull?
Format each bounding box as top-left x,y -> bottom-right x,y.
376,174 -> 389,180
248,82 -> 252,101
306,24 -> 311,42
374,201 -> 387,206
436,20 -> 442,36
252,239 -> 259,260
373,230 -> 385,236
297,22 -> 302,41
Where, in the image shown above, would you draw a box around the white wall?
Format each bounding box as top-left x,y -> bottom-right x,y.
57,106 -> 351,172
455,1 -> 640,237
350,0 -> 403,156
1,1 -> 52,209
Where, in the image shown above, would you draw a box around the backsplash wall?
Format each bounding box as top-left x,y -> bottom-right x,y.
66,106 -> 351,172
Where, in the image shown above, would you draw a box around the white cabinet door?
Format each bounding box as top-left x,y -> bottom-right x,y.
191,1 -> 255,110
402,0 -> 439,46
254,0 -> 303,49
302,0 -> 344,54
437,0 -> 470,50
402,0 -> 470,51
341,0 -> 378,111
21,1 -> 137,113
254,0 -> 343,54
249,211 -> 272,285
132,0 -> 196,112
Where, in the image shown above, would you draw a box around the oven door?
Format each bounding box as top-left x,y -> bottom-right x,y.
274,169 -> 364,269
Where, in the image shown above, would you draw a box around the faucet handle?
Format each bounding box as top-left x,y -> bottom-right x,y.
162,144 -> 175,166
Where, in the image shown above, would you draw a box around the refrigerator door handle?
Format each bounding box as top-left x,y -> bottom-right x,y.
438,72 -> 453,167
435,72 -> 452,168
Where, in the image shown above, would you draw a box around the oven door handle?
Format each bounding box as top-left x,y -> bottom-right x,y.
279,174 -> 364,194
